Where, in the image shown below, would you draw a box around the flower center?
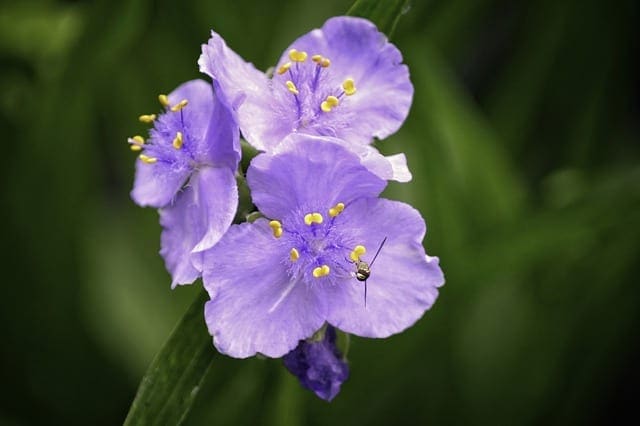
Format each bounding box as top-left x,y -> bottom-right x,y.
128,95 -> 198,168
274,49 -> 358,130
267,201 -> 367,286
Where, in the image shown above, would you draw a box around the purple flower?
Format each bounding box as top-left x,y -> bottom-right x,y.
283,326 -> 349,402
201,139 -> 444,358
130,79 -> 240,287
198,16 -> 413,182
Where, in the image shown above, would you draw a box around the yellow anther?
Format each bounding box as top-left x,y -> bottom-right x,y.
320,58 -> 331,68
171,99 -> 188,112
311,54 -> 323,63
312,265 -> 331,278
328,202 -> 345,217
285,80 -> 299,95
269,220 -> 283,238
321,95 -> 340,113
139,154 -> 157,164
342,78 -> 357,96
303,212 -> 324,225
288,49 -> 308,62
158,94 -> 170,107
320,101 -> 331,112
129,135 -> 144,152
290,248 -> 300,262
172,131 -> 183,149
139,114 -> 156,123
277,62 -> 292,75
350,245 -> 367,262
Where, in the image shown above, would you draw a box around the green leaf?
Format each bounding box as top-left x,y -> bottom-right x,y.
124,289 -> 213,426
347,0 -> 409,38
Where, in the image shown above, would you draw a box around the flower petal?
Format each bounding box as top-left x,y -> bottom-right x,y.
280,16 -> 413,144
131,157 -> 191,208
283,326 -> 349,401
205,80 -> 241,171
247,137 -> 386,219
202,219 -> 326,358
166,79 -> 241,171
341,142 -> 412,183
166,79 -> 214,150
198,31 -> 276,151
325,198 -> 444,337
159,167 -> 238,288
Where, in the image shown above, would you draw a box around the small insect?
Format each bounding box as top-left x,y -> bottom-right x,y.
353,237 -> 387,307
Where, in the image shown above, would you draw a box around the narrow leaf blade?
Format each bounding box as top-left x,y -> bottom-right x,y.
124,289 -> 213,426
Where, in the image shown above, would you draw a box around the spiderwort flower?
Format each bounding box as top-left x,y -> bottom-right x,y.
130,79 -> 240,287
198,16 -> 413,182
283,326 -> 349,402
201,139 -> 444,359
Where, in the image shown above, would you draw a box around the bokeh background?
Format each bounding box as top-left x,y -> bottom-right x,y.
1,0 -> 639,424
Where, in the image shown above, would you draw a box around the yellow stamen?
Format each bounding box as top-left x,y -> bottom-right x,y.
128,135 -> 145,151
290,248 -> 300,262
288,49 -> 308,62
328,202 -> 345,217
312,265 -> 331,278
172,131 -> 183,149
269,220 -> 283,238
171,99 -> 188,112
139,114 -> 156,123
311,54 -> 323,63
320,58 -> 331,68
285,80 -> 299,95
303,212 -> 324,225
139,154 -> 157,164
342,78 -> 356,96
277,62 -> 292,75
320,95 -> 340,112
350,245 -> 367,262
158,94 -> 170,107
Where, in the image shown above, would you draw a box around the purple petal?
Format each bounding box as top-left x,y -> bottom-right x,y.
247,137 -> 386,219
168,79 -> 240,171
283,326 -> 349,401
202,219 -> 326,358
280,16 -> 413,144
166,79 -> 214,150
324,198 -> 444,337
341,141 -> 412,183
131,157 -> 191,208
198,31 -> 276,151
130,79 -> 240,208
159,167 -> 238,288
206,80 -> 241,171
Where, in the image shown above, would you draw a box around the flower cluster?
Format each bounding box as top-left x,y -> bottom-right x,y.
129,16 -> 444,401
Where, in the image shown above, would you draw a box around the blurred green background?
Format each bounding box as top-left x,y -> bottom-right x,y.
1,0 -> 639,424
